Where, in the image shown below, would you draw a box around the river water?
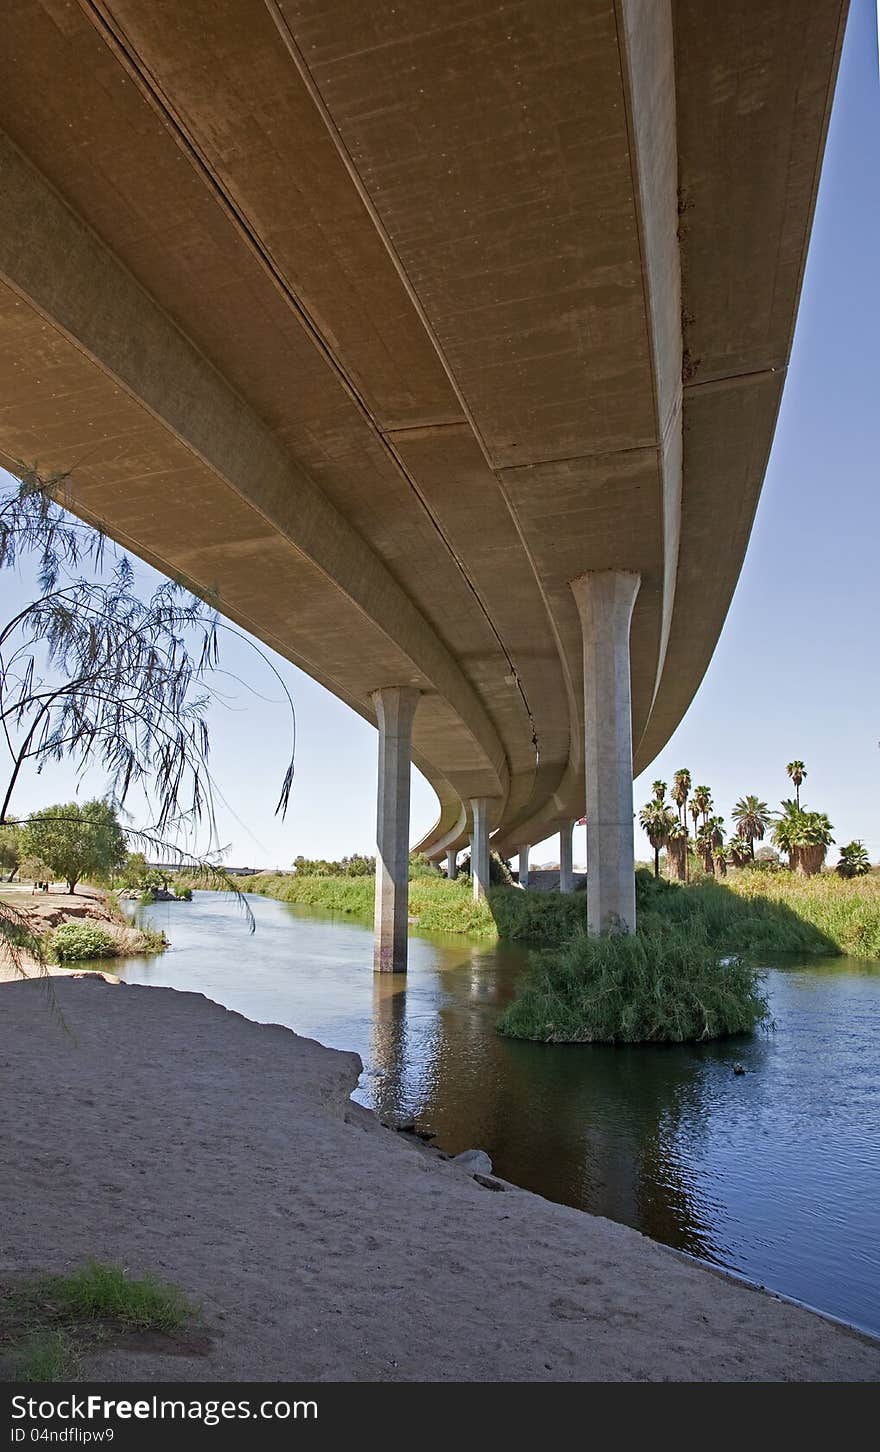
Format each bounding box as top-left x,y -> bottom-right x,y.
117,890 -> 880,1336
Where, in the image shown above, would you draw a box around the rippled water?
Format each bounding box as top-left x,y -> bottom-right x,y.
117,891 -> 880,1336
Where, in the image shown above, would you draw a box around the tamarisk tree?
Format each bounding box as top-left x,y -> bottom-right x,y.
0,468 -> 296,966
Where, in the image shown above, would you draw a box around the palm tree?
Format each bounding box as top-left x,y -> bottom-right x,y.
772,800 -> 833,876
666,819 -> 688,881
728,836 -> 751,869
786,760 -> 807,809
695,822 -> 715,875
688,796 -> 701,836
796,811 -> 833,876
731,795 -> 771,859
671,769 -> 691,825
836,841 -> 871,879
713,846 -> 728,878
639,796 -> 676,878
651,779 -> 667,803
692,784 -> 713,825
670,769 -> 691,880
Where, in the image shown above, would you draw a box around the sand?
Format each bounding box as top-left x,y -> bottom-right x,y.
1,977 -> 877,1382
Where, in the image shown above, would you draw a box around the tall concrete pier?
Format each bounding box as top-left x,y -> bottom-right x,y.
470,798 -> 490,902
372,687 -> 419,972
559,823 -> 575,895
571,572 -> 641,934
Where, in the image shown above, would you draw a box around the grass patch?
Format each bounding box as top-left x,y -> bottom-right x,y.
32,1261 -> 192,1332
497,924 -> 769,1044
7,1329 -> 80,1382
1,1261 -> 197,1382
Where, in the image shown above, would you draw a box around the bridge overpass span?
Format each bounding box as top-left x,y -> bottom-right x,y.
0,1 -> 847,965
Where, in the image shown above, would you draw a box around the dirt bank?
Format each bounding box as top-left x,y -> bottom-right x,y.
0,884 -> 159,978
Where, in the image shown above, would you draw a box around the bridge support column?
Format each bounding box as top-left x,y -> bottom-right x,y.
518,844 -> 530,888
559,821 -> 574,893
470,797 -> 490,901
570,571 -> 641,933
446,849 -> 458,881
372,686 -> 420,972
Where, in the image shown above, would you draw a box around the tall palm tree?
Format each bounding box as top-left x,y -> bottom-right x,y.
786,760 -> 807,809
731,794 -> 771,859
671,769 -> 692,880
639,796 -> 676,879
666,819 -> 688,881
671,769 -> 691,826
692,784 -> 713,826
695,822 -> 715,875
651,779 -> 667,803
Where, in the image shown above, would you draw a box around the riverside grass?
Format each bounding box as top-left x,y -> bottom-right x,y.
234,867 -> 880,958
236,871 -> 497,937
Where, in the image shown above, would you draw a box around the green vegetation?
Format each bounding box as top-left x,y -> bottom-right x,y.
35,1261 -> 192,1332
1,1260 -> 195,1382
772,799 -> 834,877
837,841 -> 871,879
7,1329 -> 80,1382
496,864 -> 880,1044
498,924 -> 768,1044
292,852 -> 375,877
236,870 -> 497,937
486,885 -> 584,943
20,800 -> 127,895
48,921 -> 116,962
0,824 -> 20,880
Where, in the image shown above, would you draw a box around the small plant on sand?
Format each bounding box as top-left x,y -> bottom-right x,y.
34,1261 -> 192,1333
7,1328 -> 80,1382
2,1260 -> 197,1382
48,921 -> 117,963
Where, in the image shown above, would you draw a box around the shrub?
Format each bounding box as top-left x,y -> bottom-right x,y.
487,885 -> 585,943
498,925 -> 769,1044
48,922 -> 117,962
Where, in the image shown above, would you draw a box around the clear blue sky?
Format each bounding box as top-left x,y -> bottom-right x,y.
2,0 -> 878,868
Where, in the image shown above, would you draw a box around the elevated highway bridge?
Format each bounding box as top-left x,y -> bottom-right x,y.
0,0 -> 847,965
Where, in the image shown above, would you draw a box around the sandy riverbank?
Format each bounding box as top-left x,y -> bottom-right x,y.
1,976 -> 877,1382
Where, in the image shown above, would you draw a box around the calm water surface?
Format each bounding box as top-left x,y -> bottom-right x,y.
118,891 -> 880,1336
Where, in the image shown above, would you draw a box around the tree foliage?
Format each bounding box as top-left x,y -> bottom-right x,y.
0,468 -> 298,966
21,799 -> 127,894
836,841 -> 871,879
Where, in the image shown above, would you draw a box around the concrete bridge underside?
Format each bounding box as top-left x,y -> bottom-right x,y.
0,1 -> 846,963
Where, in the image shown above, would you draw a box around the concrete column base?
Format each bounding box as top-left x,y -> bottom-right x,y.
559,821 -> 574,893
470,797 -> 490,901
445,848 -> 458,881
570,570 -> 641,933
518,844 -> 530,889
372,686 -> 419,972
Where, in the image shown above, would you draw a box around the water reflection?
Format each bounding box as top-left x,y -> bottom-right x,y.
118,892 -> 880,1335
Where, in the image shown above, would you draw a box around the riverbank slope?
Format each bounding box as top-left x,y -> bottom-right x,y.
1,977 -> 877,1381
0,884 -> 162,978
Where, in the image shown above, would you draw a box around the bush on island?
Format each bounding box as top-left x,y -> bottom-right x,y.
49,921 -> 117,963
497,923 -> 769,1045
